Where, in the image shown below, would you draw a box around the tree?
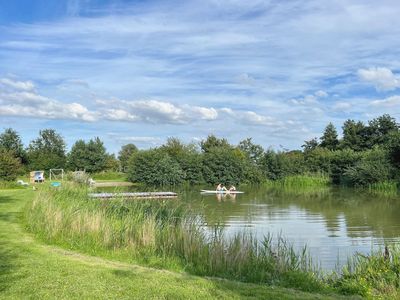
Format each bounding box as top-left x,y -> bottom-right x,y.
302,138 -> 319,154
368,114 -> 399,146
320,123 -> 339,150
341,120 -> 368,151
385,131 -> 400,169
67,137 -> 108,173
27,129 -> 66,170
118,143 -> 138,171
127,149 -> 184,186
0,128 -> 26,163
202,147 -> 246,185
200,135 -> 231,153
0,149 -> 22,181
238,138 -> 264,165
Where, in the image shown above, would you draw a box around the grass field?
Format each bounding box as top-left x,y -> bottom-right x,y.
0,189 -> 358,299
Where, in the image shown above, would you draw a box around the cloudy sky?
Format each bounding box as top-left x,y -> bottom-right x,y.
1,0 -> 400,152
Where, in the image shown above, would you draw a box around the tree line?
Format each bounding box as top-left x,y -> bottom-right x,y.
0,114 -> 399,187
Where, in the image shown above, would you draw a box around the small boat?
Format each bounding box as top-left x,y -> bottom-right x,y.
200,190 -> 244,194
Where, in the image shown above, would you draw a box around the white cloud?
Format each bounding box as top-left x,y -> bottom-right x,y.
333,102 -> 352,111
315,90 -> 328,97
0,78 -> 35,91
188,106 -> 218,120
371,95 -> 400,107
358,67 -> 400,91
0,78 -> 97,122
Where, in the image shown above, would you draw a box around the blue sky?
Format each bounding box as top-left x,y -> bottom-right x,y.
1,0 -> 400,153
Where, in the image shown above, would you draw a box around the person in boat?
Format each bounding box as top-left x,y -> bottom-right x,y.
228,185 -> 236,192
216,183 -> 227,191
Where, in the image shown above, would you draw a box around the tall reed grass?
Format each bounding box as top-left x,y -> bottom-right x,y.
368,181 -> 398,196
26,184 -> 323,292
264,174 -> 331,188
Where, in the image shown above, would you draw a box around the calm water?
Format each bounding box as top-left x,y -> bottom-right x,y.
98,185 -> 400,271
182,186 -> 400,271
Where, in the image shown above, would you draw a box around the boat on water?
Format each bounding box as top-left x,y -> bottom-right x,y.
200,190 -> 244,194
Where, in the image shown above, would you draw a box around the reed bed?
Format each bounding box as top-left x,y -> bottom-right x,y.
26,185 -> 323,292
368,181 -> 398,196
264,174 -> 331,188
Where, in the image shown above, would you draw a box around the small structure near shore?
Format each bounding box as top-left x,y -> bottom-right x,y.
88,192 -> 177,200
30,171 -> 45,183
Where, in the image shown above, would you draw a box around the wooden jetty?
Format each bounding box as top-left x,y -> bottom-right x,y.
88,192 -> 177,199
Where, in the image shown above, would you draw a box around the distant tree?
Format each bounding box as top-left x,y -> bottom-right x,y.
0,128 -> 26,163
341,120 -> 368,151
27,129 -> 66,170
67,137 -> 108,173
0,149 -> 22,181
238,138 -> 264,165
104,154 -> 120,171
200,135 -> 231,153
118,143 -> 138,171
302,138 -> 319,154
202,147 -> 246,185
385,131 -> 400,169
320,123 -> 339,150
368,114 -> 399,146
127,149 -> 184,186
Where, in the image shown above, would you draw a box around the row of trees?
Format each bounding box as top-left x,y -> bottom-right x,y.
1,114 -> 399,186
0,129 -> 126,181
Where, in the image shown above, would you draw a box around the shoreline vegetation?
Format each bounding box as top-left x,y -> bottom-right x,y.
2,190 -> 350,300
0,114 -> 399,193
25,184 -> 400,299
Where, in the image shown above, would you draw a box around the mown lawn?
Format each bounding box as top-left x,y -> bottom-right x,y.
0,189 -> 359,299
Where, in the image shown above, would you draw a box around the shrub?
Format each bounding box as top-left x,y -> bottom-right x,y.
0,149 -> 22,181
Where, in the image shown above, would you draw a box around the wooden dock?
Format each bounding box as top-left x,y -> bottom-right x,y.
88,192 -> 177,199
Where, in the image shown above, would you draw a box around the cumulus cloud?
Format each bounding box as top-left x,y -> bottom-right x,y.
371,95 -> 400,107
0,78 -> 97,122
358,67 -> 400,91
0,78 -> 35,91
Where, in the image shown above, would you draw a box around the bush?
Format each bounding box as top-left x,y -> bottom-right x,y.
344,148 -> 394,186
0,149 -> 22,181
128,149 -> 184,186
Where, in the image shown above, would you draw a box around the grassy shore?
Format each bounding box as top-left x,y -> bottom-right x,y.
22,184 -> 400,298
1,189 -> 357,299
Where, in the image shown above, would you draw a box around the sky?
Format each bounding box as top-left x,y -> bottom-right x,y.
1,0 -> 400,153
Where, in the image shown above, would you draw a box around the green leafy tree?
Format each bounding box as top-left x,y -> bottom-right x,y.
341,120 -> 368,151
0,128 -> 27,163
344,148 -> 394,186
67,137 -> 108,173
238,138 -> 264,165
200,135 -> 231,153
320,123 -> 339,150
27,129 -> 66,170
302,138 -> 319,154
368,114 -> 399,146
118,143 -> 138,171
385,131 -> 400,169
0,149 -> 22,181
202,147 -> 246,185
128,149 -> 184,186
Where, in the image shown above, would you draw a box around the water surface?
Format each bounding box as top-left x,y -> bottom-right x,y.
183,186 -> 400,270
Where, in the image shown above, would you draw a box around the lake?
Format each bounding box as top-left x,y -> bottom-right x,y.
182,186 -> 400,271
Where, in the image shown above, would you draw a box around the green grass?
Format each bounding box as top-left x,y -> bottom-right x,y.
368,181 -> 398,196
91,171 -> 128,181
264,174 -> 331,188
0,189 -> 353,299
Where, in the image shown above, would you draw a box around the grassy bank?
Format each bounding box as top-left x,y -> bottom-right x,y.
264,174 -> 331,188
24,185 -> 400,298
0,189 -> 354,299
